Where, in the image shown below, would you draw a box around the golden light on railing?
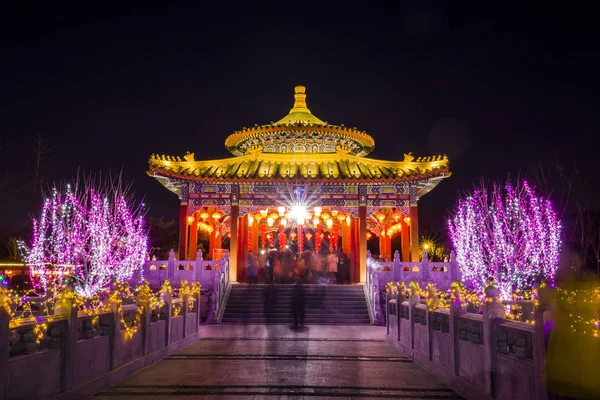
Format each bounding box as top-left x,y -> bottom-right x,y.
313,217 -> 320,226
200,212 -> 209,221
267,217 -> 274,227
314,206 -> 322,217
280,218 -> 287,227
326,219 -> 333,229
277,206 -> 286,216
187,216 -> 195,224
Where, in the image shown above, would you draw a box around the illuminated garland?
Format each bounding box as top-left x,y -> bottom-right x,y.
448,180 -> 560,300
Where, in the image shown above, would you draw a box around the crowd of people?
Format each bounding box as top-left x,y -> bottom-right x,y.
245,248 -> 350,284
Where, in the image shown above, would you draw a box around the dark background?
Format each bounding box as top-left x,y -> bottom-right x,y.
1,2 -> 597,243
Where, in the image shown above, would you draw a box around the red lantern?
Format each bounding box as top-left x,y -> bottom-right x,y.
315,224 -> 323,252
333,223 -> 339,249
328,233 -> 334,252
260,223 -> 267,250
298,224 -> 304,253
278,225 -> 287,249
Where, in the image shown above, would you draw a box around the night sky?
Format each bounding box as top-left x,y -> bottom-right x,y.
1,2 -> 597,240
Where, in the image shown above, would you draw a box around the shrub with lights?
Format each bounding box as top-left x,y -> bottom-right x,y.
448,179 -> 560,300
19,174 -> 148,298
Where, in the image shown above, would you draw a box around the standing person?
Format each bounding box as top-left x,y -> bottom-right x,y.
327,252 -> 338,283
291,277 -> 305,328
247,251 -> 258,284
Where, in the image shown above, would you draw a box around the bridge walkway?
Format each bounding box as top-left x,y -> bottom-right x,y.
92,325 -> 462,400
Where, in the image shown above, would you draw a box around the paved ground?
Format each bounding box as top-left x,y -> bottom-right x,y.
92,325 -> 462,399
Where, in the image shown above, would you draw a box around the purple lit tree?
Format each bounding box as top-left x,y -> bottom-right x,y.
447,179 -> 560,300
19,173 -> 148,297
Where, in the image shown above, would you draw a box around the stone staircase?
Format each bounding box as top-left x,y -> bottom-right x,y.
221,284 -> 371,324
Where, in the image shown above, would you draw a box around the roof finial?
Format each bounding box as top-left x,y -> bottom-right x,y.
290,85 -> 311,114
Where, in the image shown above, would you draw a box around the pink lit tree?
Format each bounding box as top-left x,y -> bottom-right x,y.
20,173 -> 148,297
448,179 -> 561,300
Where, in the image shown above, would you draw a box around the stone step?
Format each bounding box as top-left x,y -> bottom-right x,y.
220,318 -> 371,324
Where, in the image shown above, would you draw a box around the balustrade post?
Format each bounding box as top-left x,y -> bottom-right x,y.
167,249 -> 176,282
532,301 -> 548,400
164,292 -> 173,346
0,308 -> 10,400
408,291 -> 420,352
482,285 -> 505,398
421,250 -> 430,286
448,287 -> 462,376
109,298 -> 122,370
195,288 -> 202,333
449,251 -> 459,282
393,250 -> 401,280
53,291 -> 79,392
140,294 -> 151,356
182,292 -> 190,338
195,250 -> 203,282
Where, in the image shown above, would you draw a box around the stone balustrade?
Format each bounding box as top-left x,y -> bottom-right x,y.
0,288 -> 202,400
386,286 -> 547,400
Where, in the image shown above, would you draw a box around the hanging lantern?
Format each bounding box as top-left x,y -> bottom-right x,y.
298,225 -> 304,253
187,216 -> 195,224
267,217 -> 274,227
333,223 -> 339,249
280,218 -> 287,227
278,224 -> 287,249
321,213 -> 330,220
377,213 -> 385,223
331,210 -> 339,217
366,232 -> 372,240
312,217 -> 320,226
393,212 -> 401,221
260,223 -> 267,249
315,224 -> 323,252
326,219 -> 333,229
248,224 -> 253,251
260,209 -> 268,218
306,232 -> 313,241
212,212 -> 222,221
200,211 -> 209,221
277,206 -> 286,217
314,206 -> 322,217
290,231 -> 297,240
337,213 -> 345,222
404,217 -> 410,225
328,233 -> 334,252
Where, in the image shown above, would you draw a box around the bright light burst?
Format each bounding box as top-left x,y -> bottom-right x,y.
276,184 -> 322,228
447,179 -> 560,300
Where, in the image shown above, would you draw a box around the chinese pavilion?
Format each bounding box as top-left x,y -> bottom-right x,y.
148,86 -> 450,283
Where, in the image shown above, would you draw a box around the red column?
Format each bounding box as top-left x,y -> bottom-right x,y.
410,205 -> 419,262
229,205 -> 239,282
401,221 -> 410,261
359,206 -> 367,283
237,215 -> 248,282
189,214 -> 198,260
178,203 -> 188,261
350,216 -> 357,283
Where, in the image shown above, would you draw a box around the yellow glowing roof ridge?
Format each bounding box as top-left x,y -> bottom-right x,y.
273,86 -> 326,126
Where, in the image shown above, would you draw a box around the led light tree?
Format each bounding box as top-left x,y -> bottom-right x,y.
448,179 -> 560,300
20,173 -> 148,297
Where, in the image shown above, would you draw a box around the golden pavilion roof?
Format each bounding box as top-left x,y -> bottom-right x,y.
224,86 -> 375,157
149,148 -> 449,182
148,85 -> 451,198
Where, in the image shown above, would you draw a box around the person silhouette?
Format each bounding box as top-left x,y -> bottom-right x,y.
291,276 -> 305,328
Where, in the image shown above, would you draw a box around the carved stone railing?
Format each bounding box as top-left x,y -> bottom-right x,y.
385,286 -> 547,400
0,288 -> 202,399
